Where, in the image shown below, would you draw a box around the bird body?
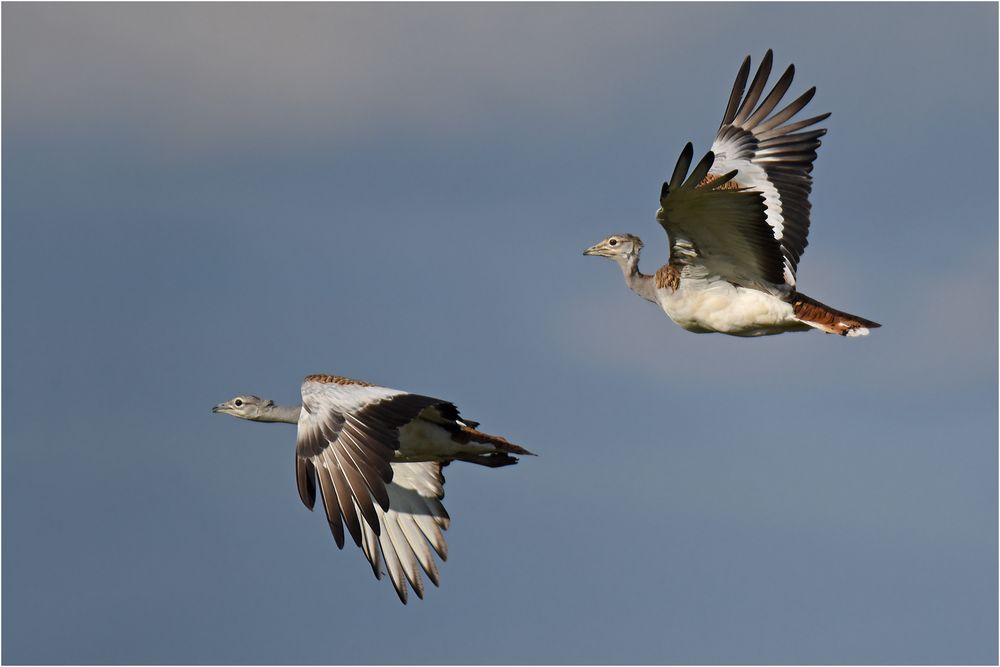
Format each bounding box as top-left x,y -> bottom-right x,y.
214,373 -> 531,603
655,275 -> 808,336
584,50 -> 880,337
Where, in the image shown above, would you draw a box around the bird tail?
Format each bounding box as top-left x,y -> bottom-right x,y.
791,292 -> 881,337
451,452 -> 522,468
452,424 -> 535,458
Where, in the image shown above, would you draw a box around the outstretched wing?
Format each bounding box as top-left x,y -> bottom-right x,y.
656,143 -> 785,291
294,375 -> 446,551
358,461 -> 450,604
711,49 -> 830,288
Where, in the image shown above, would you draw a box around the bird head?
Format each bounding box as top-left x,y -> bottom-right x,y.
583,234 -> 643,260
212,395 -> 273,420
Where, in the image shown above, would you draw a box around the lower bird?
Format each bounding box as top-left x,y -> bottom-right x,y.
213,373 -> 532,603
584,50 -> 879,337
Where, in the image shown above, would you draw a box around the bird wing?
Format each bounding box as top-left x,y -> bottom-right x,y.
358,461 -> 450,604
709,49 -> 830,288
294,375 -> 447,551
656,143 -> 786,291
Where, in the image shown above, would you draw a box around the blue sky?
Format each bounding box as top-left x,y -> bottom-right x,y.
3,3 -> 997,664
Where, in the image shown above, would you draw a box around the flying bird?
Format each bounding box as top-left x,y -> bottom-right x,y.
213,373 -> 532,603
584,50 -> 879,337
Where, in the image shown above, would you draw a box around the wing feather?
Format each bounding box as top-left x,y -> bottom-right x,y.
756,111 -> 830,141
744,64 -> 794,128
709,50 -> 830,287
668,142 -> 694,189
720,55 -> 751,126
378,520 -> 409,604
295,457 -> 316,510
414,513 -> 449,560
755,87 -> 817,133
358,500 -> 382,579
339,438 -> 393,483
316,466 -> 346,549
339,453 -> 382,526
683,148 -> 715,188
354,462 -> 450,603
397,513 -> 442,587
336,466 -> 368,548
657,146 -> 785,290
383,512 -> 426,599
731,49 -> 772,125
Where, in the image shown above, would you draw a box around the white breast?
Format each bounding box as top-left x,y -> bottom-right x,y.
657,278 -> 802,336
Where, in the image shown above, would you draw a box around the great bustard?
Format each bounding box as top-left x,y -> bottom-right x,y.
213,373 -> 532,603
584,50 -> 880,337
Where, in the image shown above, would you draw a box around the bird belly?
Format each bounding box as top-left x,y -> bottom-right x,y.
658,280 -> 806,336
395,420 -> 493,462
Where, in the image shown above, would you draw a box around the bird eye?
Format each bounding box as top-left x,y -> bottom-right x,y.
234,399 -> 243,407
609,239 -> 618,246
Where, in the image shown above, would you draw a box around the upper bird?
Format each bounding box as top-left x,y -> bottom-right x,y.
584,50 -> 879,337
213,373 -> 532,604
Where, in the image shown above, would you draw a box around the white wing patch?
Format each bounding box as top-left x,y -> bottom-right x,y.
358,461 -> 450,604
300,380 -> 402,417
710,157 -> 784,240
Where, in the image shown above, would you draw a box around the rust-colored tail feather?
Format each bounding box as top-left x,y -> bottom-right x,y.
791,293 -> 880,336
454,425 -> 535,457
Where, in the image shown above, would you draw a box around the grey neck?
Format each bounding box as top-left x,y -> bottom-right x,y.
618,252 -> 657,303
257,403 -> 302,424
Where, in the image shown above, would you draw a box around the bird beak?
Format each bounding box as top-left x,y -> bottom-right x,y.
212,403 -> 226,414
583,243 -> 604,257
